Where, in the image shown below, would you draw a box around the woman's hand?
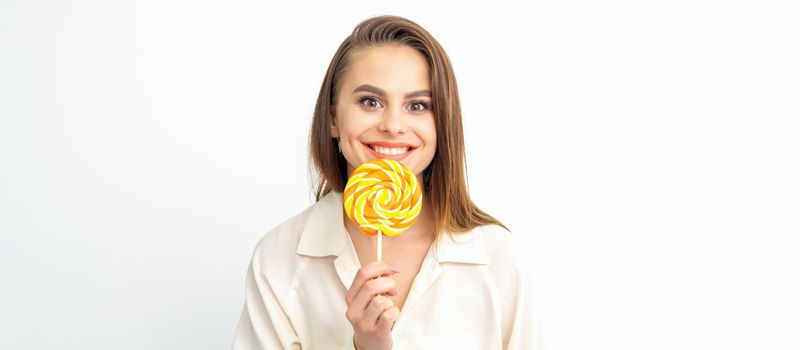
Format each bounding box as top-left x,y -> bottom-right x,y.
345,261 -> 401,350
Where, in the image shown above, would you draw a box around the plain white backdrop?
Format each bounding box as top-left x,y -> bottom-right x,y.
1,0 -> 798,349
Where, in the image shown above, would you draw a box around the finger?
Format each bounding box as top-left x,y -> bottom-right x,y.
362,295 -> 393,329
376,306 -> 400,331
347,261 -> 398,301
346,262 -> 399,305
351,276 -> 397,313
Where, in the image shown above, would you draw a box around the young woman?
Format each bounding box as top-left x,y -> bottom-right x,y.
233,15 -> 539,350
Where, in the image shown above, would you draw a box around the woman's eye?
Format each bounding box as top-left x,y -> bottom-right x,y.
410,101 -> 430,111
359,97 -> 382,109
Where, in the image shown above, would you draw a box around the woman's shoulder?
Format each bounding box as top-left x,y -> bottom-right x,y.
474,224 -> 532,276
475,223 -> 516,257
250,204 -> 315,266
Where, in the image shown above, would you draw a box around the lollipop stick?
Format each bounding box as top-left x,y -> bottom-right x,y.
377,229 -> 382,261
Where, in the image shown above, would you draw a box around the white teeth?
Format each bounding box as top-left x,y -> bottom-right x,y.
371,145 -> 410,156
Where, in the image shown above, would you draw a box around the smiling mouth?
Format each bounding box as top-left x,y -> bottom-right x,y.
362,143 -> 416,160
367,144 -> 411,156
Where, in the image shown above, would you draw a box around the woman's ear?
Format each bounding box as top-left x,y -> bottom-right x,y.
330,110 -> 339,137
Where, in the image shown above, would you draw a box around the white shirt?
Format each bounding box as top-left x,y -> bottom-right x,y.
232,191 -> 541,349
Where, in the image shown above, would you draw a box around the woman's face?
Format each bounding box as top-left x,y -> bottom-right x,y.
331,45 -> 437,179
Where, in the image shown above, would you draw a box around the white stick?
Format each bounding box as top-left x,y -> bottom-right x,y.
377,230 -> 382,261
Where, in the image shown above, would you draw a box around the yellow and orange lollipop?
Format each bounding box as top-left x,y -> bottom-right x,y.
343,159 -> 422,261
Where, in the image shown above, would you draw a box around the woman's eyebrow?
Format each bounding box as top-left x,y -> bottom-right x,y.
352,84 -> 432,98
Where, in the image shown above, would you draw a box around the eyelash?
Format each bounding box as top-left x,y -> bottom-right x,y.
358,96 -> 431,112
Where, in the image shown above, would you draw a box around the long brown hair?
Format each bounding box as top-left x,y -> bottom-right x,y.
308,15 -> 509,239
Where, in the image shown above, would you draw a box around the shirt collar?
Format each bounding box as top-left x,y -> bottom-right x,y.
295,191 -> 349,258
295,191 -> 488,265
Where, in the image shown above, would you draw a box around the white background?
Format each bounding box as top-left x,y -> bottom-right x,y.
1,1 -> 798,349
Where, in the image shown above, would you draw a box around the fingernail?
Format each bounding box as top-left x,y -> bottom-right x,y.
389,266 -> 401,273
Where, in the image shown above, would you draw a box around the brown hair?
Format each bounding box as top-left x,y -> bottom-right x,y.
308,15 -> 509,239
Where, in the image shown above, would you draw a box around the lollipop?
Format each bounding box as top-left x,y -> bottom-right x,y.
343,159 -> 422,261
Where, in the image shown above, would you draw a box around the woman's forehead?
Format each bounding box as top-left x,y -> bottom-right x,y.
343,46 -> 430,94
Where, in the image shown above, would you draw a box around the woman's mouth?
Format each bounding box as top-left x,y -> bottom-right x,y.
363,143 -> 415,161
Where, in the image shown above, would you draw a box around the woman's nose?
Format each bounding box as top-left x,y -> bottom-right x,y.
377,106 -> 407,134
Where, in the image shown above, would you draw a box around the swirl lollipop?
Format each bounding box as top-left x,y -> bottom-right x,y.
343,159 -> 422,261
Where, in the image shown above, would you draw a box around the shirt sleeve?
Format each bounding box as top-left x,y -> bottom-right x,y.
503,238 -> 545,349
231,252 -> 301,350
232,259 -> 360,350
